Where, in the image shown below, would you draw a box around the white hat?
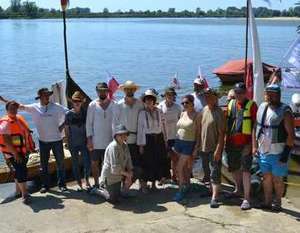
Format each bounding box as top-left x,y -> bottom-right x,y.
292,93 -> 300,105
119,80 -> 140,91
193,77 -> 205,85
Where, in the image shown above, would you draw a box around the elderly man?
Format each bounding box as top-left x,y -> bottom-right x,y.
256,84 -> 294,211
191,77 -> 207,113
113,80 -> 144,187
199,88 -> 225,208
18,88 -> 68,193
225,82 -> 258,210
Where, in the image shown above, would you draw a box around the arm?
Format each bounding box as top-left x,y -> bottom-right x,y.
86,104 -> 94,151
0,96 -> 9,104
137,111 -> 146,147
214,111 -> 226,161
192,113 -> 202,157
279,111 -> 295,163
251,103 -> 258,155
3,135 -> 22,162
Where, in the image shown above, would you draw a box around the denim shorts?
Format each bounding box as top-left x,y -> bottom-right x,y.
258,153 -> 288,177
173,139 -> 195,156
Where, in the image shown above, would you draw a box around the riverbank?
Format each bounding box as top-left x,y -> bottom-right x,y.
0,180 -> 299,233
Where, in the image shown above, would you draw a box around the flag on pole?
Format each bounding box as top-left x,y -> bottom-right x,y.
248,0 -> 264,106
245,62 -> 254,99
170,72 -> 181,89
106,72 -> 119,100
61,0 -> 69,12
197,65 -> 209,88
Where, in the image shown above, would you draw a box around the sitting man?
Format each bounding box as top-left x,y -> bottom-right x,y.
96,125 -> 134,204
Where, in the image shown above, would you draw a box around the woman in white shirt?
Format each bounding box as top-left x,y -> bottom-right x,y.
137,89 -> 170,192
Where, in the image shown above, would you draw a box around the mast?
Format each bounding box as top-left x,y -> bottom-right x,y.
244,0 -> 250,82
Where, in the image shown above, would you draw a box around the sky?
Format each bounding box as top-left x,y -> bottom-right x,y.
0,0 -> 298,12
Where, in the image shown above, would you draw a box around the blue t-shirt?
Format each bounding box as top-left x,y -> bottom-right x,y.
65,109 -> 87,147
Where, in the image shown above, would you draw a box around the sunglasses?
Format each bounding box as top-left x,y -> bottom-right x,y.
73,100 -> 82,103
181,101 -> 191,106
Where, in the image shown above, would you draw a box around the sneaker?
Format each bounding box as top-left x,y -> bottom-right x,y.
59,186 -> 68,192
22,195 -> 31,205
272,203 -> 282,212
40,187 -> 49,194
89,186 -> 99,195
173,191 -> 185,202
241,200 -> 251,210
14,192 -> 22,199
210,199 -> 219,208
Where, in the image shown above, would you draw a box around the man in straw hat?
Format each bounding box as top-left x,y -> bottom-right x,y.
64,91 -> 91,191
200,88 -> 225,208
86,82 -> 115,192
113,80 -> 144,188
16,87 -> 68,193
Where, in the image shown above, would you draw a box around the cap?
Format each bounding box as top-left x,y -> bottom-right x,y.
204,88 -> 219,97
114,124 -> 129,137
35,88 -> 53,100
96,82 -> 109,91
194,77 -> 206,85
234,82 -> 246,93
292,93 -> 300,105
164,87 -> 177,96
265,84 -> 281,94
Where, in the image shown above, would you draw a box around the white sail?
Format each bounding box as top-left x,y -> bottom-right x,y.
249,0 -> 264,106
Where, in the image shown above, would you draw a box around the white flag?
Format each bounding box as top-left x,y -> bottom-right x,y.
249,0 -> 264,106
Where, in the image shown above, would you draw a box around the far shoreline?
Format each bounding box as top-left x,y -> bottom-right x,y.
1,16 -> 300,21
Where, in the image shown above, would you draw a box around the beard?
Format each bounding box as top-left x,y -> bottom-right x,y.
126,93 -> 134,98
99,95 -> 107,100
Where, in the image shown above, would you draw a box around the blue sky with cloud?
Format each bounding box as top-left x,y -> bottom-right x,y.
0,0 -> 297,11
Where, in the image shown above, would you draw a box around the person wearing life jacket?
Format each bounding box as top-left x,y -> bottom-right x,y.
225,82 -> 258,210
256,84 -> 294,211
0,101 -> 35,204
290,93 -> 300,156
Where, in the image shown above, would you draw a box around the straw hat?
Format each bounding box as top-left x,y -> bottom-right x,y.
119,80 -> 140,91
71,91 -> 85,102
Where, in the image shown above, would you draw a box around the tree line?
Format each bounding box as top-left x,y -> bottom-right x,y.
1,0 -> 300,19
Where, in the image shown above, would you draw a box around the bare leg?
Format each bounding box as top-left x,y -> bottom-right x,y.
243,172 -> 251,202
91,161 -> 99,187
273,176 -> 284,206
232,170 -> 243,194
177,155 -> 189,188
15,179 -> 21,195
262,173 -> 273,206
17,182 -> 28,199
211,183 -> 220,200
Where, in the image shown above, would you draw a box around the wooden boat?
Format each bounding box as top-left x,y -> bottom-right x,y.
0,149 -> 72,184
213,59 -> 277,84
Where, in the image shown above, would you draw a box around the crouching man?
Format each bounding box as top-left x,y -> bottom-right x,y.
96,125 -> 134,204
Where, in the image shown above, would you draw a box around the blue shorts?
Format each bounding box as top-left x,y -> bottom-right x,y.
173,139 -> 195,156
258,153 -> 288,177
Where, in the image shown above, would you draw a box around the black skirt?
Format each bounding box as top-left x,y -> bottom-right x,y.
141,133 -> 170,182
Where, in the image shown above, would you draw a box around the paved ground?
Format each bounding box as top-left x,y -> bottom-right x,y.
0,181 -> 299,233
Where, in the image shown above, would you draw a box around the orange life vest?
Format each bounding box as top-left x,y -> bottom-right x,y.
0,114 -> 35,156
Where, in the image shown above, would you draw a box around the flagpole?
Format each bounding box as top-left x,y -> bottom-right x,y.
244,0 -> 250,82
62,10 -> 70,76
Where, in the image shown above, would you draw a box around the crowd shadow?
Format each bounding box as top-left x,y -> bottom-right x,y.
27,194 -> 64,213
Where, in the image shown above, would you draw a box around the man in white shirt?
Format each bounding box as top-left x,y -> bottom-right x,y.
191,77 -> 207,113
18,88 -> 68,193
113,81 -> 144,181
86,82 -> 115,190
158,87 -> 182,182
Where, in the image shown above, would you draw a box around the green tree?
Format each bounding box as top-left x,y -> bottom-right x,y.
195,7 -> 205,17
22,1 -> 38,18
10,0 -> 21,13
168,8 -> 175,14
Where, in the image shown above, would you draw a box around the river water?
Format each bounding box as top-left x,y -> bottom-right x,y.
0,17 -> 299,164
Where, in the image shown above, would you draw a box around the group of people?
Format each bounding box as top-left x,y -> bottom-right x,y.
0,76 -> 295,212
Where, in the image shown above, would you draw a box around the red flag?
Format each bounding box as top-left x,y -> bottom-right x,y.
61,0 -> 69,11
245,63 -> 254,99
108,76 -> 119,100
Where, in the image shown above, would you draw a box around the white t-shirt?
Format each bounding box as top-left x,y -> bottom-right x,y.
23,102 -> 67,142
158,100 -> 182,140
192,92 -> 206,113
258,107 -> 285,155
86,100 -> 115,150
